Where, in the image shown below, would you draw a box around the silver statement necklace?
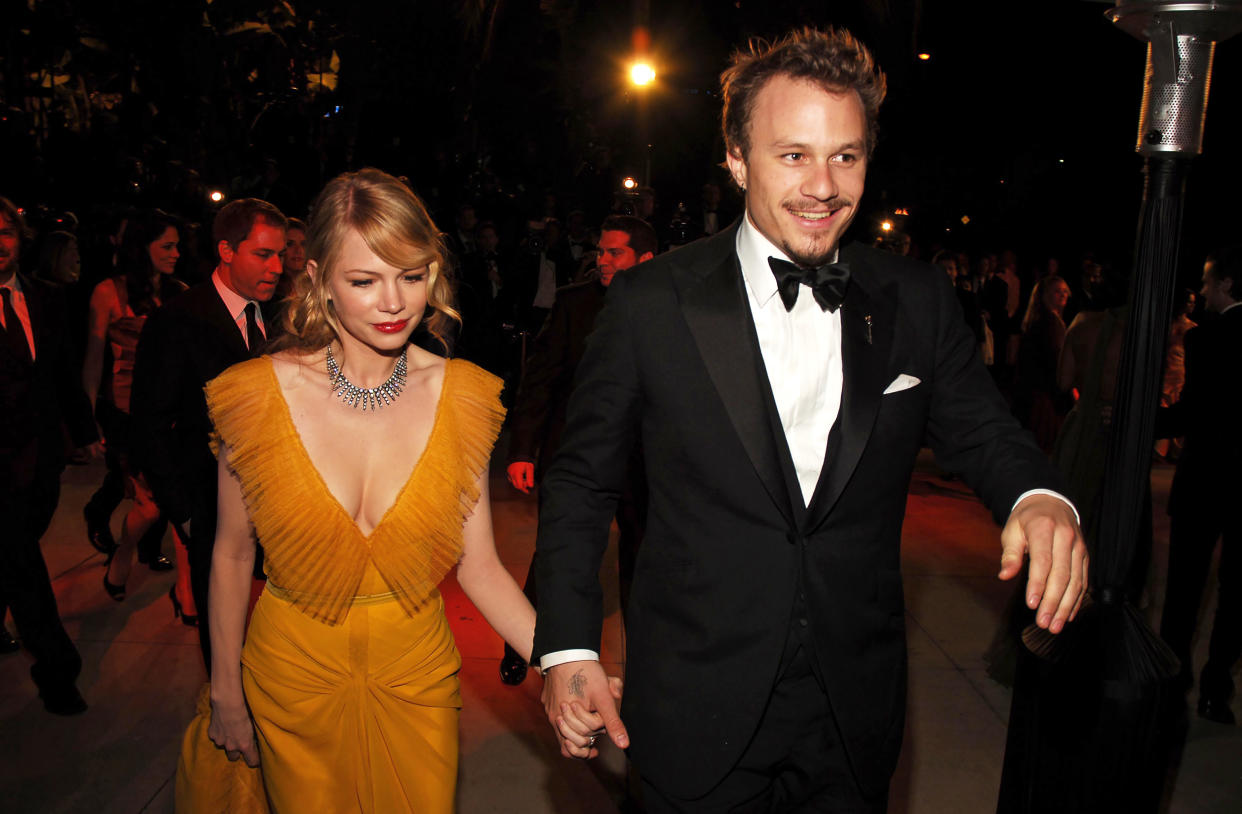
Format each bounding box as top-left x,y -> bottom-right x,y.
325,344 -> 408,411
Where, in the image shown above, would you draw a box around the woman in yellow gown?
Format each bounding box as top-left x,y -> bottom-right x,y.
176,169 -> 599,812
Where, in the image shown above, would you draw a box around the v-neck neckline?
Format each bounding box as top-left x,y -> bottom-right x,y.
261,354 -> 453,542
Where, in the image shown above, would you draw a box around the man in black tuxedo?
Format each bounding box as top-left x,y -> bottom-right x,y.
0,196 -> 100,714
499,215 -> 657,685
131,198 -> 286,672
532,28 -> 1087,811
1159,245 -> 1242,725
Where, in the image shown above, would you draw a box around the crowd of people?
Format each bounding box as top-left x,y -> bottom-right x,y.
0,22 -> 1235,814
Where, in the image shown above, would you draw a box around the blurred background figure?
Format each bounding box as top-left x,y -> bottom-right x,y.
0,194 -> 101,714
34,231 -> 81,288
1158,247 -> 1242,724
81,209 -> 188,611
1156,287 -> 1197,461
498,214 -> 657,686
271,217 -> 307,327
1012,275 -> 1071,453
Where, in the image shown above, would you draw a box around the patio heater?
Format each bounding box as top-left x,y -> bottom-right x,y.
997,3 -> 1242,812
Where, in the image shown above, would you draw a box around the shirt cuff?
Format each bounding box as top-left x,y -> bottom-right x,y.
1012,489 -> 1080,527
538,649 -> 600,673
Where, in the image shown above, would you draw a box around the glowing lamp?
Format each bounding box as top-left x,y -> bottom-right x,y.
629,62 -> 656,87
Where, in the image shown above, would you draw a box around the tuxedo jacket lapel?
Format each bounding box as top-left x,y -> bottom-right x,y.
805,250 -> 896,531
677,231 -> 798,528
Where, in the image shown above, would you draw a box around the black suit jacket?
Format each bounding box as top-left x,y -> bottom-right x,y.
507,280 -> 606,469
0,274 -> 97,491
1164,306 -> 1242,517
532,225 -> 1058,797
130,280 -> 252,536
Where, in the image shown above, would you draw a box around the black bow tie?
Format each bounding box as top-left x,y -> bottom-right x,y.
767,257 -> 851,313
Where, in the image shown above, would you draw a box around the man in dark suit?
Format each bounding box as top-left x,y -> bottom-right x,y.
131,198 -> 286,672
1159,245 -> 1242,725
499,215 -> 656,685
0,196 -> 101,714
532,29 -> 1087,811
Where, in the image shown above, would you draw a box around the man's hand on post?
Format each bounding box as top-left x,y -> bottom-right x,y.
999,494 -> 1089,634
541,660 -> 627,759
506,462 -> 535,494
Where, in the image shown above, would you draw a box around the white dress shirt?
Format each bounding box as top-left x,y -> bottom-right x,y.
212,270 -> 266,349
0,274 -> 37,361
736,215 -> 840,503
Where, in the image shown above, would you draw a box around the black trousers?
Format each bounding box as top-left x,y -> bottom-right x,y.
0,473 -> 82,693
639,616 -> 887,813
186,520 -> 214,674
1160,509 -> 1242,696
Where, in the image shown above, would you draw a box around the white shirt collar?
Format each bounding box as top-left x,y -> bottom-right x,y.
212,268 -> 256,321
1222,301 -> 1241,315
0,273 -> 22,293
734,212 -> 838,309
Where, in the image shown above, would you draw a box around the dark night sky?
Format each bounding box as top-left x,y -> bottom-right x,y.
6,0 -> 1237,282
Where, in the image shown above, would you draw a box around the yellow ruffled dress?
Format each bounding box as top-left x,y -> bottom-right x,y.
175,356 -> 503,814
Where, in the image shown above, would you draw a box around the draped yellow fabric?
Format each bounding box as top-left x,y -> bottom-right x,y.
241,584 -> 462,813
176,355 -> 504,814
175,684 -> 270,814
204,356 -> 504,625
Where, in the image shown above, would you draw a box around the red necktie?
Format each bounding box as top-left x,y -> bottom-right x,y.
1,288 -> 32,364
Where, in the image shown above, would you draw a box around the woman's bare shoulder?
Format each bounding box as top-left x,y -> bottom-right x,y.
406,345 -> 447,386
268,348 -> 328,394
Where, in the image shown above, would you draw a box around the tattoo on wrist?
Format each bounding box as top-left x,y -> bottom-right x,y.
568,669 -> 586,698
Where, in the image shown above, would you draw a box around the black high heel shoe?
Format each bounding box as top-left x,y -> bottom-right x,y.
103,550 -> 125,602
169,585 -> 197,627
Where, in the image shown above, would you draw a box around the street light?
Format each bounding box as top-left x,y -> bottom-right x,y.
629,60 -> 656,87
627,58 -> 656,186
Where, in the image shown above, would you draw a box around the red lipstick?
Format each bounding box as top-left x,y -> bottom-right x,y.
373,320 -> 409,333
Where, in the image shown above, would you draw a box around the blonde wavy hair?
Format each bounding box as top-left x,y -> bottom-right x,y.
272,168 -> 459,354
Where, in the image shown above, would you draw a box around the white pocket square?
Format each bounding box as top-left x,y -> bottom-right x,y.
883,374 -> 921,395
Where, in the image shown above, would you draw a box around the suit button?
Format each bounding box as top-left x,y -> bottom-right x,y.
799,618 -> 809,627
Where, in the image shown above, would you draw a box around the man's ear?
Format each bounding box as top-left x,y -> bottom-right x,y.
725,148 -> 748,191
306,259 -> 318,282
217,239 -> 235,265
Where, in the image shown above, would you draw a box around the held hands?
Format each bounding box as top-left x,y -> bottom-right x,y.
506,462 -> 536,494
541,660 -> 626,759
999,494 -> 1089,634
208,694 -> 261,768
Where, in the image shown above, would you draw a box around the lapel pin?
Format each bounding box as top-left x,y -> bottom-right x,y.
864,314 -> 873,345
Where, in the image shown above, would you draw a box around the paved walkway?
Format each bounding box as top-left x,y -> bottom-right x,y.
2,446 -> 1237,813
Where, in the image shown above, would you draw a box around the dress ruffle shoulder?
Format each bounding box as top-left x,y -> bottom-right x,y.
204,355 -> 504,626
